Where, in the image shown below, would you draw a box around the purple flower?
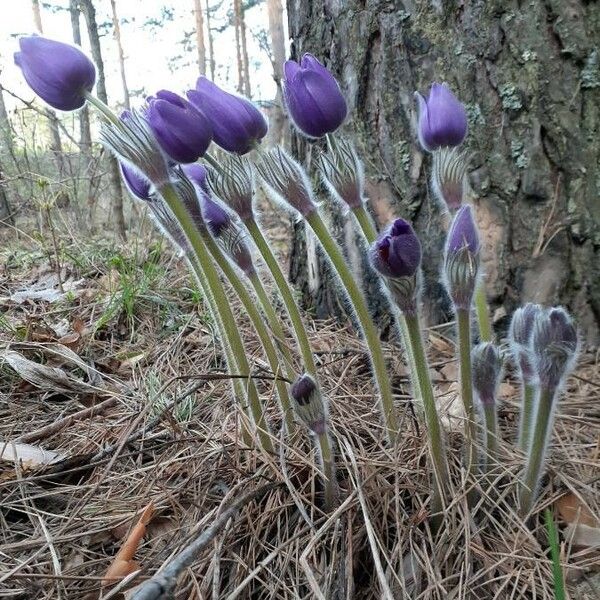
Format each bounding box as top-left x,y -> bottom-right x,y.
187,78 -> 267,154
446,205 -> 479,255
509,303 -> 543,381
14,35 -> 96,111
182,163 -> 210,194
283,54 -> 347,138
146,90 -> 212,164
471,342 -> 503,406
415,83 -> 468,152
120,162 -> 151,201
370,219 -> 422,279
201,194 -> 231,237
290,374 -> 327,435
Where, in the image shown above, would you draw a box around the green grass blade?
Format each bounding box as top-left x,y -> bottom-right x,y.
545,508 -> 566,600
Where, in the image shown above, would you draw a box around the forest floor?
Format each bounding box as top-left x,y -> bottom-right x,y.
0,217 -> 599,599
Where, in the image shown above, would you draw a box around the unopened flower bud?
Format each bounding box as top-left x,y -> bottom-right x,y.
120,162 -> 151,201
472,342 -> 503,407
182,163 -> 210,194
509,303 -> 543,382
531,307 -> 578,389
207,155 -> 255,222
290,374 -> 327,435
444,205 -> 480,310
319,137 -> 364,209
255,147 -> 317,217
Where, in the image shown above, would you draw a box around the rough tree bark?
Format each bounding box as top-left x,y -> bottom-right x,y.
109,0 -> 131,111
193,0 -> 206,76
80,0 -> 127,241
267,0 -> 286,145
239,1 -> 252,97
205,0 -> 215,80
233,0 -> 245,94
287,0 -> 600,344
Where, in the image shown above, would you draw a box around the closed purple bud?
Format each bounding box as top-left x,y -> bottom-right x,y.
531,307 -> 578,389
201,194 -> 231,237
283,54 -> 347,138
472,343 -> 503,407
290,374 -> 327,435
187,78 -> 267,154
509,303 -> 543,382
14,35 -> 96,112
146,90 -> 212,164
446,205 -> 479,255
182,163 -> 210,194
120,162 -> 151,201
416,83 -> 468,152
370,219 -> 422,279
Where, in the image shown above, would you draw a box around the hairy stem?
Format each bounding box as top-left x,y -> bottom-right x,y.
246,218 -> 317,376
518,382 -> 536,451
482,402 -> 498,472
474,283 -> 493,342
306,211 -> 398,443
519,386 -> 555,516
317,430 -> 338,511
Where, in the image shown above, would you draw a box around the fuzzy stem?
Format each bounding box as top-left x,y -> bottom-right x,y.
474,282 -> 493,342
518,382 -> 536,451
305,211 -> 398,443
403,313 -> 450,518
519,386 -> 556,515
317,430 -> 338,511
201,233 -> 296,433
351,204 -> 378,242
482,402 -> 498,472
457,309 -> 478,479
158,183 -> 274,452
84,91 -> 121,126
246,218 -> 317,376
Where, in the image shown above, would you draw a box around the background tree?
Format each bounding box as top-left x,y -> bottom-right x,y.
266,0 -> 286,144
286,0 -> 600,344
193,0 -> 206,75
109,0 -> 131,111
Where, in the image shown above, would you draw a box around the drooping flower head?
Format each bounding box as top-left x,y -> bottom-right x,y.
290,374 -> 327,435
416,83 -> 468,152
146,90 -> 212,164
471,342 -> 503,407
182,163 -> 210,194
187,78 -> 267,154
14,35 -> 96,111
531,307 -> 578,389
370,219 -> 422,279
509,303 -> 543,382
444,205 -> 480,310
283,53 -> 347,138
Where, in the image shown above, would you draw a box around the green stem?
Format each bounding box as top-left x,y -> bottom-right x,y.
317,431 -> 338,511
246,218 -> 317,376
186,255 -> 252,446
201,233 -> 296,434
305,211 -> 398,443
457,309 -> 478,479
403,314 -> 450,515
158,183 -> 274,453
482,403 -> 498,472
518,382 -> 536,451
519,386 -> 555,516
249,271 -> 296,376
83,91 -> 121,126
351,204 -> 378,242
474,282 -> 493,342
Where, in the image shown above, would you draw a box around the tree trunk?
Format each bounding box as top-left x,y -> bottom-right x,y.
0,161 -> 13,226
193,0 -> 206,76
233,0 -> 244,95
80,0 -> 127,241
267,0 -> 286,145
239,0 -> 251,97
286,0 -> 600,344
205,0 -> 215,80
109,0 -> 131,111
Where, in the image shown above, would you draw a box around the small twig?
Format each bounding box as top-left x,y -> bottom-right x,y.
130,483 -> 277,600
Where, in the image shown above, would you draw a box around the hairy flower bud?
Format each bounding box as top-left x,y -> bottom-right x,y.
120,162 -> 151,201
531,307 -> 578,389
415,83 -> 468,152
207,155 -> 255,222
15,35 -> 96,111
283,54 -> 347,139
255,147 -> 317,217
432,147 -> 469,212
509,303 -> 542,382
444,205 -> 480,310
319,136 -> 364,209
471,342 -> 503,407
290,374 -> 327,435
146,90 -> 212,164
182,163 -> 210,194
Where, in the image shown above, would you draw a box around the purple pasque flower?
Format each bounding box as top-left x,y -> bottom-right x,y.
290,374 -> 327,435
146,90 -> 212,164
201,194 -> 231,237
370,219 -> 422,279
471,342 -> 503,406
120,162 -> 151,201
14,35 -> 96,111
446,205 -> 479,255
283,53 -> 347,138
416,83 -> 467,152
187,78 -> 267,154
509,303 -> 543,382
182,163 -> 210,194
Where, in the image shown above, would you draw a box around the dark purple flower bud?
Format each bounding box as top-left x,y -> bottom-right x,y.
290,374 -> 327,435
201,194 -> 231,237
120,162 -> 151,201
14,35 -> 96,112
415,83 -> 468,152
370,219 -> 422,279
187,78 -> 267,155
531,307 -> 578,389
444,205 -> 480,310
182,163 -> 210,194
509,303 -> 543,382
472,342 -> 503,407
146,90 -> 212,164
283,54 -> 347,139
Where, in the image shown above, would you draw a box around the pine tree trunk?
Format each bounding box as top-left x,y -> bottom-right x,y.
233,0 -> 244,95
205,0 -> 215,80
239,1 -> 251,97
80,0 -> 127,241
267,0 -> 286,145
286,0 -> 600,344
109,0 -> 131,111
193,0 -> 206,76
